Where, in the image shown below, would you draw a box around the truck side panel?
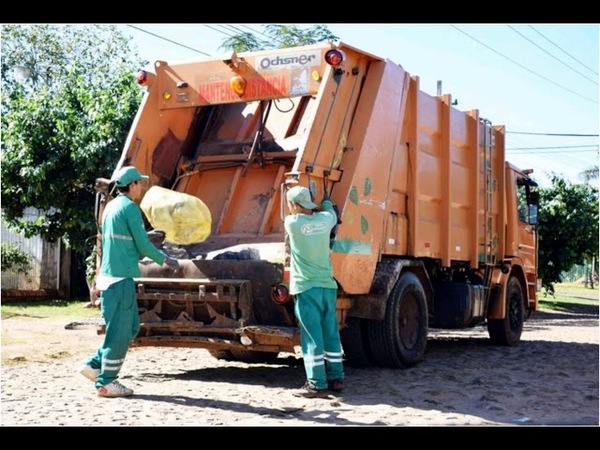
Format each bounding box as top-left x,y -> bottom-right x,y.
329,58 -> 410,294
408,85 -> 504,267
327,50 -> 507,295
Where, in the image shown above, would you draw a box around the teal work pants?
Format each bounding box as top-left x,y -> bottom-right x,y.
85,278 -> 140,388
294,287 -> 344,390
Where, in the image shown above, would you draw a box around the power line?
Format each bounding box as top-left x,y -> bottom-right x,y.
507,144 -> 599,151
507,25 -> 597,86
211,24 -> 272,48
529,25 -> 598,76
506,146 -> 595,172
451,25 -> 598,105
126,24 -> 212,57
202,24 -> 238,40
219,24 -> 252,37
240,24 -> 275,42
508,131 -> 599,137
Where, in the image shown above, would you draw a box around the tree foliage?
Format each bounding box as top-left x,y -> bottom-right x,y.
537,174 -> 599,293
0,242 -> 32,274
579,164 -> 599,182
219,24 -> 339,52
1,24 -> 145,252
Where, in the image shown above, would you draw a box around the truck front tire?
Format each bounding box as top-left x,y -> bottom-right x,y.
487,276 -> 524,346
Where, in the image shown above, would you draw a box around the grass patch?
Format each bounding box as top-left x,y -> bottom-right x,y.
539,297 -> 598,312
553,282 -> 598,296
538,282 -> 598,312
1,299 -> 101,320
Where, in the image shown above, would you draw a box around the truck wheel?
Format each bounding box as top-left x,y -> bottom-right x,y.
230,349 -> 280,364
367,272 -> 428,368
340,316 -> 374,367
487,276 -> 524,346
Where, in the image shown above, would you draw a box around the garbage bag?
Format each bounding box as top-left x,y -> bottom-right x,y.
140,186 -> 212,245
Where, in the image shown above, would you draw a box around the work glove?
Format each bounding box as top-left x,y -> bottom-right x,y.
164,255 -> 180,271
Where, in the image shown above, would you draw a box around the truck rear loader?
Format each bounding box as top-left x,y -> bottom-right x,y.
93,41 -> 540,368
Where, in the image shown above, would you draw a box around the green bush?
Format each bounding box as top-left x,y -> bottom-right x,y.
1,243 -> 32,274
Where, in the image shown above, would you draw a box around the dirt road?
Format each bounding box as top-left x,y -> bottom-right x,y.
1,303 -> 598,427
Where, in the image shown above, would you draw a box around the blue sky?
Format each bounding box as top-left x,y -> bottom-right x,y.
119,23 -> 599,187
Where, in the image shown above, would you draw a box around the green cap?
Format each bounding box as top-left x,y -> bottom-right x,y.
286,186 -> 317,209
114,166 -> 149,187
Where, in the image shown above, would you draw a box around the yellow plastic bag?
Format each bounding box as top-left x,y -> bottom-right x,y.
140,186 -> 212,245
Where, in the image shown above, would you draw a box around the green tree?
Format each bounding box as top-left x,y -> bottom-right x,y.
219,24 -> 338,52
0,242 -> 32,275
1,24 -> 145,252
579,164 -> 599,182
537,174 -> 599,294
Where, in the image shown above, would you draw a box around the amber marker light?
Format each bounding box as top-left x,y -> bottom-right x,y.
230,75 -> 247,96
163,91 -> 172,100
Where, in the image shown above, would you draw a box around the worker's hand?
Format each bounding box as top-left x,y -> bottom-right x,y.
164,255 -> 180,271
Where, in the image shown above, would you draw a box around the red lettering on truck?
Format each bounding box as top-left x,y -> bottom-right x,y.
198,75 -> 289,104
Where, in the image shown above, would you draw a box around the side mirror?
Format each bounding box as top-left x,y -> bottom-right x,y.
528,204 -> 538,225
527,190 -> 539,225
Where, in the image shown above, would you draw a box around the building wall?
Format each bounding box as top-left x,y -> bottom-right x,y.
1,208 -> 61,291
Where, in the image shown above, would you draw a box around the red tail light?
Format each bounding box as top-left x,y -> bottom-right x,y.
272,284 -> 291,305
325,49 -> 346,67
136,70 -> 156,87
136,70 -> 148,85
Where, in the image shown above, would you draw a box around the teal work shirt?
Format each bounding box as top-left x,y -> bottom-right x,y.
99,194 -> 166,278
284,199 -> 338,295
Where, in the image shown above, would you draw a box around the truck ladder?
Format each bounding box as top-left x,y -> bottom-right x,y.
482,118 -> 497,293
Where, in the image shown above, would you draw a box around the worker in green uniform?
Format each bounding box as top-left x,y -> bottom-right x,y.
284,185 -> 345,398
79,166 -> 179,398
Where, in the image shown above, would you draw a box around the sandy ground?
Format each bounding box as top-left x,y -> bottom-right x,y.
1,303 -> 598,427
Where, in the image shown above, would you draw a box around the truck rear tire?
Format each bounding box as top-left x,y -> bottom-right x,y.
487,276 -> 524,346
340,316 -> 374,367
367,271 -> 428,368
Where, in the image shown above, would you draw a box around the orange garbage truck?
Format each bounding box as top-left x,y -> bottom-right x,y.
93,41 -> 540,368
